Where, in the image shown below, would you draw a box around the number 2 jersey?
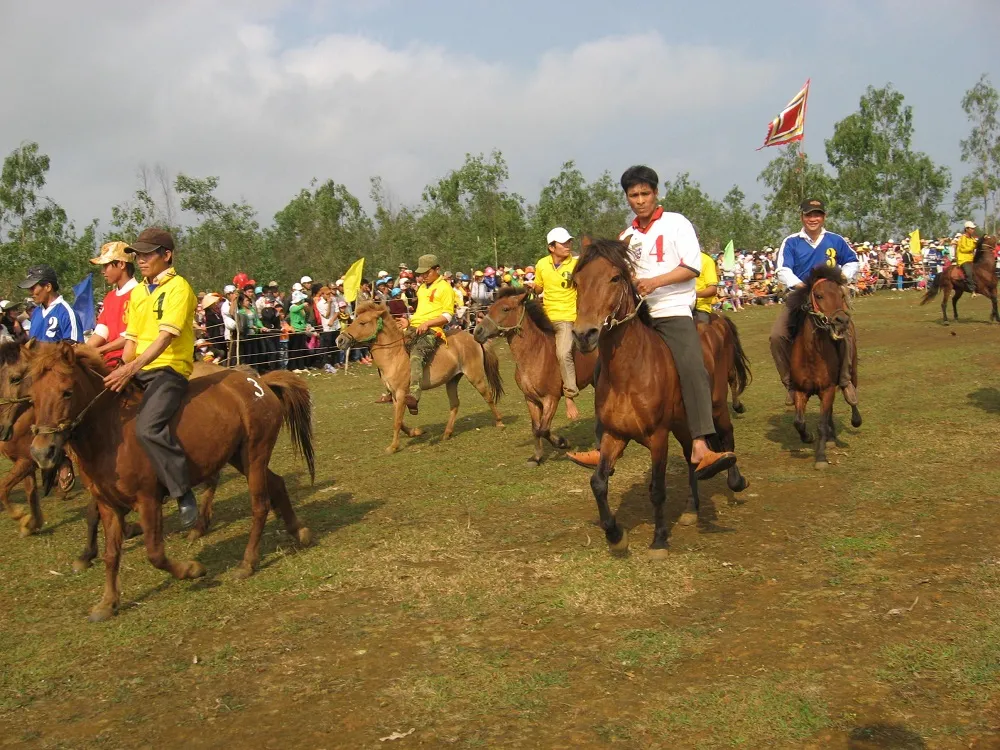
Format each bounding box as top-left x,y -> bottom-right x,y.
124,268 -> 197,379
619,206 -> 701,319
775,229 -> 859,288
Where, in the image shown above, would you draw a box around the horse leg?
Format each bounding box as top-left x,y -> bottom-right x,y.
730,378 -> 745,414
386,394 -> 407,454
591,433 -> 628,554
952,289 -> 962,320
715,406 -> 749,493
74,498 -> 101,573
792,391 -> 813,444
647,433 -> 671,559
468,369 -> 504,429
233,458 -> 272,579
941,285 -> 950,322
442,377 -> 460,440
990,290 -> 999,323
18,467 -> 43,538
826,411 -> 837,447
814,387 -> 836,470
524,398 -> 544,466
136,495 -> 206,582
538,395 -> 565,448
266,470 -> 312,547
0,457 -> 33,523
89,503 -> 126,622
187,473 -> 219,542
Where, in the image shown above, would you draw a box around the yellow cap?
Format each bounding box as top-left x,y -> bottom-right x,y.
90,241 -> 133,265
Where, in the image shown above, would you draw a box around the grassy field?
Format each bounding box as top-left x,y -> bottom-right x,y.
1,291 -> 999,748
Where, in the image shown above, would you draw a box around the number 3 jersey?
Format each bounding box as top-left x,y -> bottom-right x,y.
124,267 -> 197,379
619,206 -> 701,319
775,229 -> 858,288
533,254 -> 578,323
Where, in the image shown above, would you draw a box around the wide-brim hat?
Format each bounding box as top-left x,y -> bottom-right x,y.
202,292 -> 223,308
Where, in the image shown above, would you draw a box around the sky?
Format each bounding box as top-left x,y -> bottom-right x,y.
1,0 -> 996,232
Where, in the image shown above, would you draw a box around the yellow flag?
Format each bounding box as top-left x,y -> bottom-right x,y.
909,229 -> 921,261
342,258 -> 365,303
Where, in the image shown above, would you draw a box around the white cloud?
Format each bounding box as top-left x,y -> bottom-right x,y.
0,1 -> 777,230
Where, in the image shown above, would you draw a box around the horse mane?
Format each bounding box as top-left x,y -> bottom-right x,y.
573,237 -> 653,326
974,234 -> 995,264
354,300 -> 389,318
29,343 -> 109,381
788,265 -> 848,338
494,287 -> 555,335
0,341 -> 20,366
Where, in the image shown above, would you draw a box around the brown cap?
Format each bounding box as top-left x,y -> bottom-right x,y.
129,227 -> 175,254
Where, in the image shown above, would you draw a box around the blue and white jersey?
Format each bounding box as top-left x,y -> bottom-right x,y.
28,295 -> 83,343
775,229 -> 859,288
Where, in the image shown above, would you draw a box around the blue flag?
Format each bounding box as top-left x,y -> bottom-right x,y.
72,274 -> 96,334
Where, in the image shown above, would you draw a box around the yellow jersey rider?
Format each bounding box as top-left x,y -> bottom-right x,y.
103,228 -> 199,528
693,249 -> 719,324
955,221 -> 978,293
403,254 -> 455,415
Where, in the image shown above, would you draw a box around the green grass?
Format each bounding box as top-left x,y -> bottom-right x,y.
1,293 -> 1000,747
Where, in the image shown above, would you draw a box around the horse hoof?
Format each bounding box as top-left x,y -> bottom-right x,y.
801,433 -> 814,445
72,558 -> 92,574
230,564 -> 254,581
88,605 -> 117,623
411,428 -> 423,437
495,422 -> 505,430
442,432 -> 452,441
186,561 -> 207,579
814,461 -> 830,471
385,445 -> 398,455
727,475 -> 749,493
679,511 -> 698,527
297,528 -> 313,547
851,410 -> 863,428
732,403 -> 746,414
525,458 -> 541,468
9,504 -> 27,521
187,528 -> 204,542
554,437 -> 570,449
608,528 -> 629,556
18,524 -> 35,539
646,547 -> 670,561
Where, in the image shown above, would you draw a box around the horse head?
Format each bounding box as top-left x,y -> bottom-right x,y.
474,288 -> 529,344
805,266 -> 851,341
336,301 -> 390,351
0,341 -> 32,442
572,237 -> 640,353
27,341 -> 106,469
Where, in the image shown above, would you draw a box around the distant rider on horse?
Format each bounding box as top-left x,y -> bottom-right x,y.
102,228 -> 200,528
770,199 -> 860,407
403,254 -> 455,415
956,221 -> 978,293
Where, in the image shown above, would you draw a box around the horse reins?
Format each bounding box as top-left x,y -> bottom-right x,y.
804,279 -> 849,333
483,304 -> 526,337
31,378 -> 110,438
602,284 -> 647,332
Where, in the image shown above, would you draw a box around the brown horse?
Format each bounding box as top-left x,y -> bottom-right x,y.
26,342 -> 315,621
473,288 -> 598,465
337,301 -> 504,454
920,235 -> 999,322
788,265 -> 862,469
571,238 -> 749,557
0,342 -> 44,537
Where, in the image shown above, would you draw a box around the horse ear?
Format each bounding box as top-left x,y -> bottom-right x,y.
60,341 -> 76,365
581,235 -> 593,249
23,339 -> 37,353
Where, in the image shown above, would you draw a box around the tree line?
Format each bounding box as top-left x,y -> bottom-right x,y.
1,77 -> 997,298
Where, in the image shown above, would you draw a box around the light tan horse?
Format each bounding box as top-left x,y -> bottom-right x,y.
337,301 -> 504,453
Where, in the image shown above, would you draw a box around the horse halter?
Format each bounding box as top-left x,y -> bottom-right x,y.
352,315 -> 384,344
602,283 -> 647,333
31,385 -> 109,438
804,279 -> 849,335
483,303 -> 526,337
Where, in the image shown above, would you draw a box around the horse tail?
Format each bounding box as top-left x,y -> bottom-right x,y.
920,272 -> 942,304
479,341 -> 505,403
723,316 -> 752,396
260,370 -> 315,483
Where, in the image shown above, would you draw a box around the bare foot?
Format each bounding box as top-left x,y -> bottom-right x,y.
565,398 -> 579,421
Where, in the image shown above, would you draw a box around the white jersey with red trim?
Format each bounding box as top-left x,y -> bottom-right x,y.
619,207 -> 701,318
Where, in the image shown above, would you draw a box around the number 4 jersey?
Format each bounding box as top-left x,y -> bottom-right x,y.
124,268 -> 197,379
619,206 -> 701,319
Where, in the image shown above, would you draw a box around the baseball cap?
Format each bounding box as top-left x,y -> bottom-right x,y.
377,270 -> 389,278
223,284 -> 236,294
964,220 -> 977,229
90,241 -> 133,265
18,264 -> 58,289
267,280 -> 279,288
301,275 -> 313,284
129,227 -> 175,253
292,282 -> 303,291
800,198 -> 826,214
474,270 -> 484,277
415,254 -> 439,274
546,227 -> 573,245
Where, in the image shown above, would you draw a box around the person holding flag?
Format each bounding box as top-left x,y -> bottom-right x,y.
87,241 -> 138,366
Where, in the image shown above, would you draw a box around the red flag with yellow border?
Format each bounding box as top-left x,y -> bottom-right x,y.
757,80 -> 810,150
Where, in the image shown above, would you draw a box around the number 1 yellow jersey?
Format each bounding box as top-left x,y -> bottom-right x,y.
124,268 -> 197,379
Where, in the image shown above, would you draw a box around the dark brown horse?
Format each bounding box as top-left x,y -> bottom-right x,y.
26,342 -> 314,621
473,288 -> 598,465
571,238 -> 749,557
920,235 -> 999,322
788,265 -> 862,468
0,342 -> 44,537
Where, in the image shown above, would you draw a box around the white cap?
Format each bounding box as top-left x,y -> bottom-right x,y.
964,220 -> 977,229
292,282 -> 303,291
0,300 -> 10,312
377,270 -> 389,278
546,227 -> 574,245
223,284 -> 236,294
300,275 -> 313,284
336,278 -> 344,286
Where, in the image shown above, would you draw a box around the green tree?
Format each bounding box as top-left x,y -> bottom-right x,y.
825,84 -> 951,241
719,186 -> 767,251
757,143 -> 834,238
529,161 -> 629,242
660,173 -> 726,249
956,74 -> 1000,233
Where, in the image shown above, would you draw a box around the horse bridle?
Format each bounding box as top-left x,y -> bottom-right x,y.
30,365 -> 110,438
602,283 -> 647,332
804,278 -> 849,333
482,303 -> 526,337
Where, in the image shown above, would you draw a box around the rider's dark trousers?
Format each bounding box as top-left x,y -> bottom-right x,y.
134,367 -> 192,499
